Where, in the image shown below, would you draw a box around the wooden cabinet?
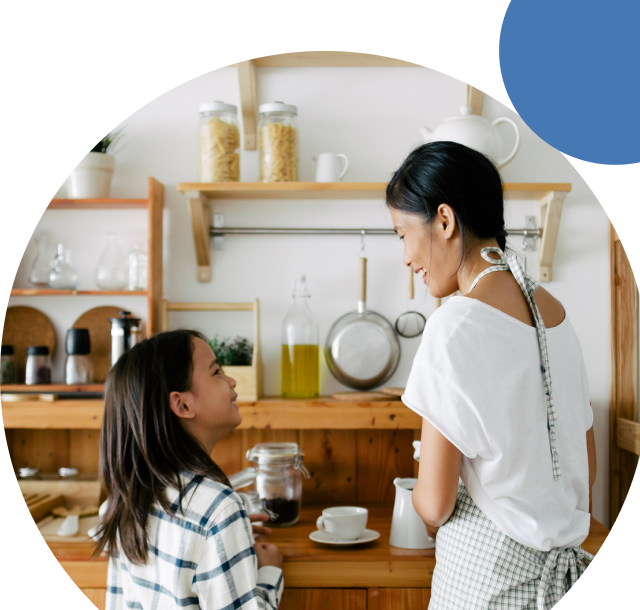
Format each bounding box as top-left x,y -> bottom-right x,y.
281,589 -> 366,610
368,588 -> 431,610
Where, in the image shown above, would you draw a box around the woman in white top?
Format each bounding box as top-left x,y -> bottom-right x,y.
387,142 -> 597,609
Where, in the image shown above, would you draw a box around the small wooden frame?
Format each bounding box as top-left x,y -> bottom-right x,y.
160,300 -> 263,402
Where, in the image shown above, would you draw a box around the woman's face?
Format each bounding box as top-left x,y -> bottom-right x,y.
389,206 -> 462,299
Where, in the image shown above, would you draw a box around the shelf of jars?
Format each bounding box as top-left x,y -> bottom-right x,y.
1,396 -> 421,430
10,289 -> 148,296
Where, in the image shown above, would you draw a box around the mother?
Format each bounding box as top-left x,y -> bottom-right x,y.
388,142 -> 596,609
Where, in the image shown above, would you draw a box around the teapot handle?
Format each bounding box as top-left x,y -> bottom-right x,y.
491,117 -> 520,169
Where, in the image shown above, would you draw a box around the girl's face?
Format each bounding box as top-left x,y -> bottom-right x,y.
389,206 -> 462,299
171,337 -> 241,451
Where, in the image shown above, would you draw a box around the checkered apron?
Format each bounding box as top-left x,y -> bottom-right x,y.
428,247 -> 593,610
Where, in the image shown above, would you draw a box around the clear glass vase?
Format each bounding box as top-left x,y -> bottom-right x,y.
96,232 -> 128,290
128,244 -> 148,291
29,235 -> 51,287
49,244 -> 80,290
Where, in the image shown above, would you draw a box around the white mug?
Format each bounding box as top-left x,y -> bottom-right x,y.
316,506 -> 367,540
313,153 -> 349,182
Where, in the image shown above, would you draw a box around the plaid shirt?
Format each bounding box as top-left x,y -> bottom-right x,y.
106,473 -> 283,610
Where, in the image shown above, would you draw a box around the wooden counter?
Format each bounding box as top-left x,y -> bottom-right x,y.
48,504 -> 609,609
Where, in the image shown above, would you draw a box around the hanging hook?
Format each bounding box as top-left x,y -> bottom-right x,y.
360,229 -> 366,254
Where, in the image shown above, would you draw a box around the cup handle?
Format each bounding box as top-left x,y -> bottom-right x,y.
337,154 -> 349,179
316,515 -> 336,540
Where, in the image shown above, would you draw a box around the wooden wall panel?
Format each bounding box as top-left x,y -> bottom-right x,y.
9,429 -> 70,472
368,588 -> 431,610
69,430 -> 101,474
299,430 -> 357,505
356,430 -> 415,503
280,589 -> 366,610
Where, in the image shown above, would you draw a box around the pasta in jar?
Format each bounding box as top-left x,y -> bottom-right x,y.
198,102 -> 240,182
258,102 -> 299,183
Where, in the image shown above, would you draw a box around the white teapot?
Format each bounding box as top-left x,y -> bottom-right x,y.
420,105 -> 520,169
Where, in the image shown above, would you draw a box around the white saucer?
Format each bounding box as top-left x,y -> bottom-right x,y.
309,528 -> 380,545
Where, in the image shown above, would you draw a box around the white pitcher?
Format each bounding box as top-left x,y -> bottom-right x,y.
389,477 -> 435,549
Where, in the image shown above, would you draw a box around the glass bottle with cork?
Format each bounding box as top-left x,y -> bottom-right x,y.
281,275 -> 319,399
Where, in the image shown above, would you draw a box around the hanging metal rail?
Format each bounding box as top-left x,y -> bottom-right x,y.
209,227 -> 541,238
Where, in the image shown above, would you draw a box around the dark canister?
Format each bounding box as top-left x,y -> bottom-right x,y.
1,345 -> 17,384
109,311 -> 142,366
65,328 -> 93,385
25,346 -> 52,385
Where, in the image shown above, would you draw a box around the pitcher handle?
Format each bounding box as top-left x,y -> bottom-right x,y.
491,117 -> 520,169
337,153 -> 349,180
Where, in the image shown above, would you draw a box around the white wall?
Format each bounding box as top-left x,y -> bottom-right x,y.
9,65 -> 611,525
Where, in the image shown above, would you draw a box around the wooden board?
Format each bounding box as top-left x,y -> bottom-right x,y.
81,589 -> 106,610
73,306 -> 122,382
369,588 -> 431,610
25,492 -> 64,522
381,387 -> 404,397
332,392 -> 400,402
2,306 -> 56,383
280,589 -> 366,610
19,479 -> 101,508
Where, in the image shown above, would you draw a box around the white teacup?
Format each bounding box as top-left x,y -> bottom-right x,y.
316,506 -> 368,541
313,153 -> 349,182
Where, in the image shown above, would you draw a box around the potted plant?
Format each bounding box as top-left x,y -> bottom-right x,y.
69,129 -> 124,198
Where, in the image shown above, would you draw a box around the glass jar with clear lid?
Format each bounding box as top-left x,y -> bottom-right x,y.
258,101 -> 298,182
199,101 -> 240,182
246,442 -> 309,527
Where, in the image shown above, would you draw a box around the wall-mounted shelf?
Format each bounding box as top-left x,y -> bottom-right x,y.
47,198 -> 148,210
1,397 -> 421,430
1,384 -> 104,393
178,182 -> 571,283
10,289 -> 147,297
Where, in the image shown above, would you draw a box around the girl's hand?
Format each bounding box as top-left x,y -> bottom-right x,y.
249,513 -> 273,536
426,524 -> 439,539
254,541 -> 283,569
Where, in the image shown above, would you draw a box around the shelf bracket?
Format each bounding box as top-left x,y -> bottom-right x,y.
539,191 -> 567,282
237,60 -> 257,151
186,191 -> 211,282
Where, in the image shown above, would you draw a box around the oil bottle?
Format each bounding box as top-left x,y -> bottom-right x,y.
281,275 -> 319,398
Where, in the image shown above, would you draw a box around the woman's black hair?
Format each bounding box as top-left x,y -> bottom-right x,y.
386,141 -> 507,266
94,329 -> 230,564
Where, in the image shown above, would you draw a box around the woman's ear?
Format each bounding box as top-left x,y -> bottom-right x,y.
169,391 -> 195,419
437,204 -> 456,240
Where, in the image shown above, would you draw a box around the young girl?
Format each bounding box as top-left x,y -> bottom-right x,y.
95,329 -> 284,609
388,142 -> 596,609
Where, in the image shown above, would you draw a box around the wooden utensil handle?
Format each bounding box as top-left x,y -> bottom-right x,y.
358,256 -> 367,303
433,297 -> 442,309
407,266 -> 415,300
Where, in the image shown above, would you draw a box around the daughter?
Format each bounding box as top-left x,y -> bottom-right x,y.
94,329 -> 283,609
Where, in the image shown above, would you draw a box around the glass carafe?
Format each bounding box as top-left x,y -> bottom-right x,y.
281,275 -> 319,398
29,235 -> 51,287
49,244 -> 80,289
128,244 -> 148,291
96,232 -> 128,290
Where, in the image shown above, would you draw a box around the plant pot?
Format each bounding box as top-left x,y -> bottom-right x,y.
69,152 -> 115,198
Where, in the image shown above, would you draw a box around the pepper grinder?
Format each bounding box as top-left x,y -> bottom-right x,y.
65,328 -> 93,385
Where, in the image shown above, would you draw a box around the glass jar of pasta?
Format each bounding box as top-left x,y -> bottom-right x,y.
258,101 -> 299,182
199,101 -> 240,182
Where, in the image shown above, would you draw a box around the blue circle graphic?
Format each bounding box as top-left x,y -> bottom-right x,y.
500,0 -> 640,165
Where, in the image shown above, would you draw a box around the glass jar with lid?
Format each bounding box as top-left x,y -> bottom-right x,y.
1,345 -> 17,384
25,346 -> 52,385
258,101 -> 299,182
199,101 -> 240,182
246,442 -> 309,527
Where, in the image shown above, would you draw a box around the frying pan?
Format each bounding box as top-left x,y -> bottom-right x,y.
325,255 -> 400,390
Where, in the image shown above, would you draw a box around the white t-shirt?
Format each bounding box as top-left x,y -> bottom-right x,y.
402,295 -> 593,552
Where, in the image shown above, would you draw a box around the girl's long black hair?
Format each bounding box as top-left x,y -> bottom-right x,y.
386,141 -> 507,265
93,329 -> 230,564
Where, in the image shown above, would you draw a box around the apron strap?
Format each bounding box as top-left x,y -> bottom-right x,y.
536,546 -> 593,610
469,247 -> 562,481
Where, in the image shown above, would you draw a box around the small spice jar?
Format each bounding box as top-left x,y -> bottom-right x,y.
25,346 -> 52,385
65,328 -> 93,385
199,101 -> 241,182
19,467 -> 40,479
58,467 -> 79,479
1,345 -> 17,384
258,102 -> 299,182
246,442 -> 309,527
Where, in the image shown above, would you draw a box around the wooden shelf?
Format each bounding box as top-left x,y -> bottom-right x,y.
179,182 -> 571,282
2,397 -> 420,430
10,289 -> 147,296
1,384 -> 104,393
47,198 -> 148,210
250,52 -> 421,68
